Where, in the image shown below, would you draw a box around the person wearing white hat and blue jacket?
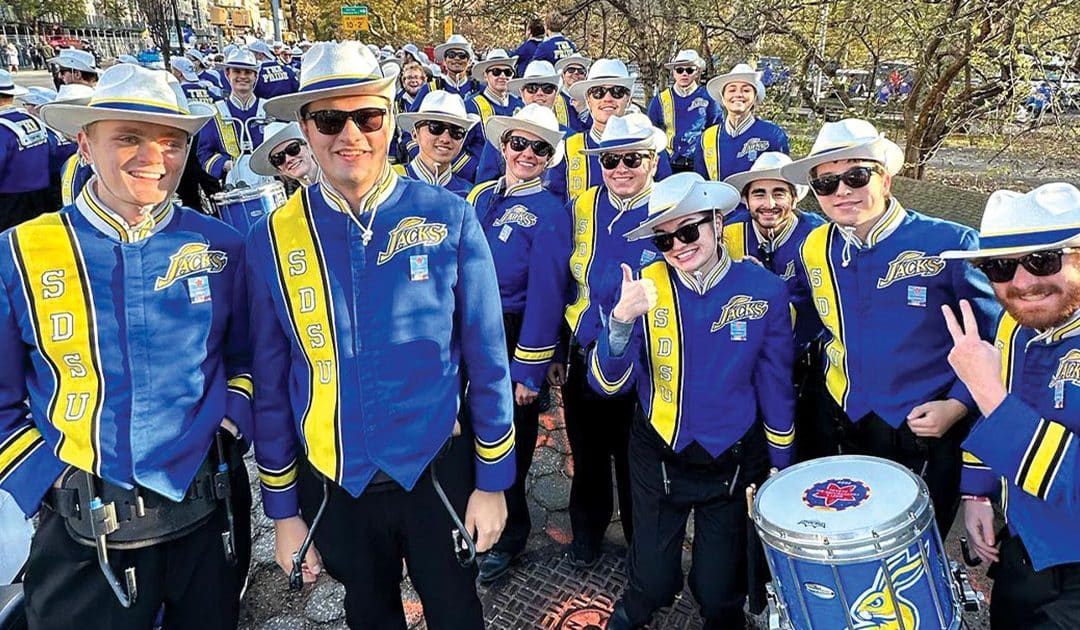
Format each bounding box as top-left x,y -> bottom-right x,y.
247,41 -> 513,629
250,39 -> 298,100
941,183 -> 1080,628
591,173 -> 795,629
196,48 -> 268,183
463,49 -> 523,162
0,69 -> 52,230
3,62 -> 252,629
394,89 -> 479,197
647,50 -> 718,173
434,34 -> 482,98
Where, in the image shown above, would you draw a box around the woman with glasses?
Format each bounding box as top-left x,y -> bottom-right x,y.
590,172 -> 795,629
395,90 -> 479,197
647,50 -> 718,173
251,121 -> 320,191
467,104 -> 571,584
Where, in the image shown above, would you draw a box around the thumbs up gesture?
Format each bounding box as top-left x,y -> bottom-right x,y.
611,263 -> 659,322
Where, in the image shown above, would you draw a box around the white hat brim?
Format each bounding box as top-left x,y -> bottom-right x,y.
0,86 -> 29,97
250,124 -> 306,176
724,167 -> 808,201
48,58 -> 99,73
707,73 -> 765,105
472,57 -> 519,82
39,103 -> 212,140
507,75 -> 559,95
397,110 -> 480,134
568,77 -> 634,105
779,137 -> 905,185
264,77 -> 397,121
434,42 -> 473,63
580,129 -> 666,156
939,233 -> 1080,260
555,56 -> 592,73
483,116 -> 565,168
624,184 -> 742,241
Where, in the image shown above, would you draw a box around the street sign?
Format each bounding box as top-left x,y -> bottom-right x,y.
443,16 -> 453,41
341,5 -> 369,32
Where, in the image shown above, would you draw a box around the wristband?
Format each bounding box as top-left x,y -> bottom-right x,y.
961,495 -> 991,504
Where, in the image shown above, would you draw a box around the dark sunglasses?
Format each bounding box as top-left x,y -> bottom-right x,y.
303,107 -> 387,135
486,67 -> 514,77
523,83 -> 558,95
504,134 -> 554,157
808,164 -> 883,196
444,50 -> 470,60
587,85 -> 630,100
563,66 -> 586,76
673,66 -> 697,75
651,216 -> 713,252
976,249 -> 1075,283
599,152 -> 652,170
420,120 -> 467,140
268,140 -> 304,168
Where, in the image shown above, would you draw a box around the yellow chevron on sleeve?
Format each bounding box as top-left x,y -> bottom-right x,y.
765,424 -> 795,447
476,425 -> 515,464
514,345 -> 556,364
258,461 -> 298,491
1017,418 -> 1073,500
0,425 -> 46,483
227,374 -> 254,398
589,350 -> 633,395
962,450 -> 989,468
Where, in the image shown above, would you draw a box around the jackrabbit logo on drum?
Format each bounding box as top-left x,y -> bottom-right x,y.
850,545 -> 927,629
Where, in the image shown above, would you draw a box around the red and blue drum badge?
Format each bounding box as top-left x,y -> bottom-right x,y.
803,478 -> 871,512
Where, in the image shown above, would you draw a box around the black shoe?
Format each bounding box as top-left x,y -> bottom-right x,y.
566,543 -> 600,568
477,550 -> 515,584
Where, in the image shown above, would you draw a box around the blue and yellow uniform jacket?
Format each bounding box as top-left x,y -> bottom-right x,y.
438,75 -> 483,100
463,90 -> 523,161
393,159 -> 473,198
961,311 -> 1080,570
196,94 -> 267,180
792,201 -> 1000,427
533,35 -> 577,65
245,170 -> 516,519
553,129 -> 673,204
403,140 -> 477,184
469,178 -> 572,390
588,253 -> 795,468
565,185 -> 659,350
647,85 -> 718,165
180,80 -> 219,105
0,107 -> 50,194
694,117 -> 789,181
46,125 -> 77,180
59,153 -> 94,208
723,211 -> 826,347
554,92 -> 587,132
0,184 -> 252,516
473,121 -> 572,185
253,60 -> 299,100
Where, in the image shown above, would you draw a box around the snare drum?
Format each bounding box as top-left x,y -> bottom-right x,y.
210,182 -> 287,235
753,455 -> 960,629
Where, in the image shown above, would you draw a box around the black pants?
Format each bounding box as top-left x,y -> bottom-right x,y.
819,397 -> 967,535
622,416 -> 768,629
297,435 -> 484,630
23,447 -> 251,630
990,531 -> 1080,628
493,312 -> 540,556
562,347 -> 634,553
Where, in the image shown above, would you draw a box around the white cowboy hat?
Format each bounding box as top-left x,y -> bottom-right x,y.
291,46 -> 303,56
247,40 -> 274,58
381,59 -> 402,79
220,47 -> 259,70
16,86 -> 57,106
724,152 -> 809,201
939,183 -> 1080,260
567,58 -> 634,103
52,83 -> 95,106
664,50 -> 706,70
264,41 -> 396,121
483,103 -> 566,168
39,63 -> 212,139
400,43 -> 421,59
169,57 -> 199,82
624,172 -> 741,241
0,70 -> 27,97
49,49 -> 99,73
272,41 -> 285,50
471,49 -> 518,82
507,60 -> 559,95
779,118 -> 905,185
251,121 -> 307,176
706,63 -> 765,105
555,54 -> 592,74
222,44 -> 239,57
397,90 -> 480,133
117,54 -> 140,65
185,48 -> 207,64
434,34 -> 474,63
580,112 -> 666,155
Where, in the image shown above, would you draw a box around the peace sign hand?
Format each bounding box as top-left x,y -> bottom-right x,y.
941,299 -> 1007,416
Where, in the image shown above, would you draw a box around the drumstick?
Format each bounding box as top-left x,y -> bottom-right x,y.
745,483 -> 756,515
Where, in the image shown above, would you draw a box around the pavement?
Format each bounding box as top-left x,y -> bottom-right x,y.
7,70 -> 57,91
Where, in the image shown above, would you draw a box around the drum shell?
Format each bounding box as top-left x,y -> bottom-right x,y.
210,183 -> 287,235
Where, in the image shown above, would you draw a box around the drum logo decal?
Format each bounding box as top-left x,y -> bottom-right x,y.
802,478 -> 870,511
850,545 -> 927,629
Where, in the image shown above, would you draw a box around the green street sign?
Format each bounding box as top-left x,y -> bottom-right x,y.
341,5 -> 368,15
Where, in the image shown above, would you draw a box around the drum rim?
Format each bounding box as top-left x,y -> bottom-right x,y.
211,181 -> 286,203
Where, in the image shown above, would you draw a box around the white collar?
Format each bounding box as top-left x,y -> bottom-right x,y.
675,248 -> 731,295
317,165 -> 399,246
1030,309 -> 1080,346
75,177 -> 174,243
498,176 -> 543,198
725,114 -> 756,137
409,157 -> 453,187
483,88 -> 510,107
228,92 -> 257,111
751,213 -> 800,251
672,83 -> 698,98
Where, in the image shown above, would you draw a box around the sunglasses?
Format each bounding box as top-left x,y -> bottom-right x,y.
444,51 -> 470,60
563,66 -> 586,76
420,120 -> 467,140
673,66 -> 697,75
486,67 -> 514,77
651,216 -> 713,252
523,83 -> 558,95
976,249 -> 1075,283
504,134 -> 554,157
269,140 -> 304,168
303,107 -> 387,135
587,85 -> 630,100
808,164 -> 883,196
599,152 -> 652,170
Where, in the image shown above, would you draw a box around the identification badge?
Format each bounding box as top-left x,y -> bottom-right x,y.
907,285 -> 927,307
639,250 -> 657,266
498,224 -> 513,242
730,321 -> 748,342
188,276 -> 212,303
409,255 -> 429,281
1055,381 -> 1065,409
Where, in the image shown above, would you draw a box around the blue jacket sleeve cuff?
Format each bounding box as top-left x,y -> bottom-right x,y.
1,429 -> 69,517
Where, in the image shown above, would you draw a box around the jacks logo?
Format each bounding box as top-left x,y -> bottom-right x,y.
1050,349 -> 1080,389
877,250 -> 946,289
493,205 -> 538,228
377,216 -> 448,265
736,138 -> 770,159
710,294 -> 769,333
155,242 -> 228,290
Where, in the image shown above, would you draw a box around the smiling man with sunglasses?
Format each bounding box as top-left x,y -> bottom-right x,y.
396,90 -> 479,197
648,50 -> 717,173
938,183 -> 1080,629
781,118 -> 1000,535
434,35 -> 482,98
555,54 -> 592,131
462,49 -> 523,163
250,120 -> 319,189
248,42 -> 514,629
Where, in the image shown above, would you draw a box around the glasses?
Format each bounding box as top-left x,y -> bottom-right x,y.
420,120 -> 467,140
651,216 -> 713,252
444,51 -> 470,60
673,66 -> 697,75
587,85 -> 630,100
563,66 -> 586,76
808,164 -> 883,196
599,152 -> 652,170
523,83 -> 557,95
504,134 -> 554,157
976,249 -> 1075,283
269,140 -> 305,167
486,67 -> 514,78
303,107 -> 387,135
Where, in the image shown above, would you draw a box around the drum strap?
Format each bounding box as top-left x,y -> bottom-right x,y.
702,125 -> 719,180
659,88 -> 676,152
213,101 -> 242,159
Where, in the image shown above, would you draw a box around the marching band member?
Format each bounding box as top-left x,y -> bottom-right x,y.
395,61 -> 428,114
250,40 -> 299,100
463,49 -> 523,162
0,70 -> 52,230
197,48 -> 268,184
533,10 -> 577,65
50,49 -> 99,88
248,41 -> 514,629
592,173 -> 795,629
51,84 -> 95,209
554,54 -> 591,132
943,183 -> 1080,628
5,63 -> 252,629
648,50 -> 717,173
468,104 -> 570,582
250,121 -> 320,190
395,90 -> 479,197
186,48 -> 224,93
171,57 -> 219,105
433,35 -> 482,98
